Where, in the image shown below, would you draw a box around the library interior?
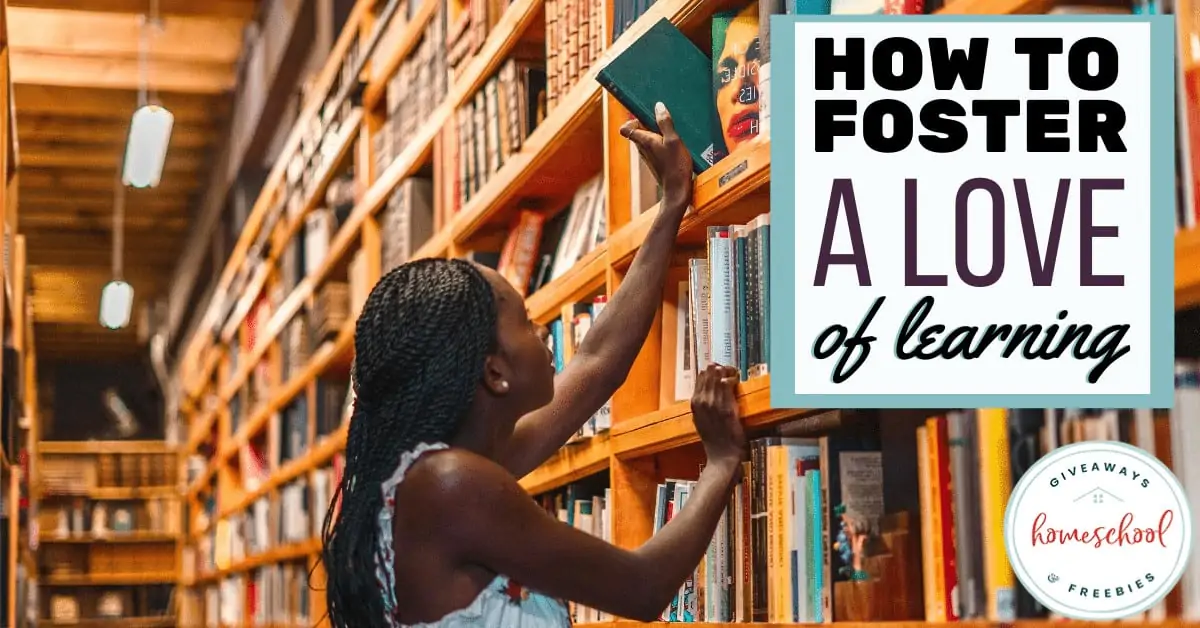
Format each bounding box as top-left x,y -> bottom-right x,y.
0,0 -> 1198,625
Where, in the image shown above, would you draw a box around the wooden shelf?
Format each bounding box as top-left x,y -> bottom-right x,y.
611,375 -> 779,459
39,532 -> 178,544
38,440 -> 175,455
520,432 -> 612,494
184,409 -> 218,452
527,242 -> 609,325
90,486 -> 177,500
218,426 -> 347,521
43,486 -> 179,501
36,616 -> 175,628
193,538 -> 322,583
44,572 -> 178,586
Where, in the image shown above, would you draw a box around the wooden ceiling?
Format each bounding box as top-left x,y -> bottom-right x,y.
8,0 -> 257,360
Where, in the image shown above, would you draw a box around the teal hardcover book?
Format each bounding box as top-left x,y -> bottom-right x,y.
596,18 -> 728,173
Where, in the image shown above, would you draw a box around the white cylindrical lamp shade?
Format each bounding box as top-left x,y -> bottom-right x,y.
100,280 -> 135,330
122,105 -> 174,188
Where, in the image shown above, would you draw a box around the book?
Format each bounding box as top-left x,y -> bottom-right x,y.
712,2 -> 762,153
596,17 -> 728,173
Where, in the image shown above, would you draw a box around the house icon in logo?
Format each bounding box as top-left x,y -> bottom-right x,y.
1074,486 -> 1125,505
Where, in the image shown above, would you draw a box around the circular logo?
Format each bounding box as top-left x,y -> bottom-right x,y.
1004,440 -> 1193,620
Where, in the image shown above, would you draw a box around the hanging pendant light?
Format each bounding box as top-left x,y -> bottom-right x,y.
122,104 -> 173,188
100,280 -> 135,330
122,3 -> 172,189
100,176 -> 133,330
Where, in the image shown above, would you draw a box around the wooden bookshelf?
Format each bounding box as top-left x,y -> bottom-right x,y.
171,0 -> 1200,624
32,444 -> 182,625
0,1 -> 38,625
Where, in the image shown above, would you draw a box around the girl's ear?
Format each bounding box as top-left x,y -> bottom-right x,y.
481,354 -> 511,396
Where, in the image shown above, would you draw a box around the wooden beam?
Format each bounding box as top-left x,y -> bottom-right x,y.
8,8 -> 244,64
20,213 -> 190,231
31,283 -> 171,300
20,193 -> 189,213
24,225 -> 188,243
34,333 -> 141,346
31,327 -> 144,357
11,50 -> 237,94
18,117 -> 215,149
20,146 -> 207,172
32,265 -> 175,283
14,85 -> 228,122
28,246 -> 182,266
21,169 -> 202,194
22,208 -> 189,221
7,0 -> 257,20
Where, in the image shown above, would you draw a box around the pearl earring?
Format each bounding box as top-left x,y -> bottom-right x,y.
499,381 -> 509,391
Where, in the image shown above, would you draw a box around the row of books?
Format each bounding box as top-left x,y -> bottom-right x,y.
657,212 -> 773,409
447,0 -> 512,79
182,562 -> 312,627
40,498 -> 179,539
227,275 -> 356,450
548,297 -> 614,441
380,177 -> 436,275
376,5 -> 450,177
502,174 -> 608,297
209,97 -> 360,343
648,424 -> 879,624
44,585 -> 173,626
40,540 -> 177,580
537,478 -> 614,623
193,568 -> 311,628
450,56 -> 548,212
545,0 -> 605,109
603,369 -> 1200,625
186,460 -> 341,584
181,461 -> 343,626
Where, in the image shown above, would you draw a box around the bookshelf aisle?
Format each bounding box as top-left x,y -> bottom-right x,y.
31,441 -> 181,625
171,0 -> 1200,625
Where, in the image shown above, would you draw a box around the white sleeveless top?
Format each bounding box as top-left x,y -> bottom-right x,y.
374,442 -> 573,627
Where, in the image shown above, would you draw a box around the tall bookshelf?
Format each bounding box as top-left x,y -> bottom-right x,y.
1,0 -> 38,623
172,0 -> 1200,624
30,441 -> 181,626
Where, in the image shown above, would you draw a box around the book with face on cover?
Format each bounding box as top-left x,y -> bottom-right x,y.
713,2 -> 762,153
595,17 -> 728,173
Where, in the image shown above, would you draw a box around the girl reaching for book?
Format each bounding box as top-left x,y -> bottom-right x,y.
320,102 -> 748,628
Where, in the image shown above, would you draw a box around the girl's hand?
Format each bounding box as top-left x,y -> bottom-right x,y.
690,364 -> 745,467
620,102 -> 694,210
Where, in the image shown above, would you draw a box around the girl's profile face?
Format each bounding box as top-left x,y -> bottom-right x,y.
477,265 -> 556,414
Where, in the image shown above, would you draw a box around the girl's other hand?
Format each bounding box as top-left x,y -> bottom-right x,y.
690,363 -> 745,467
620,102 -> 694,210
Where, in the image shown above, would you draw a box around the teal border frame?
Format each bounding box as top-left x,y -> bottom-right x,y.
768,14 -> 1176,409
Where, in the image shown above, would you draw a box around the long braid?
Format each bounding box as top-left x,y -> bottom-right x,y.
321,258 -> 498,628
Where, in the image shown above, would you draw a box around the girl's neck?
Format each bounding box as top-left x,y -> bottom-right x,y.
450,422 -> 497,458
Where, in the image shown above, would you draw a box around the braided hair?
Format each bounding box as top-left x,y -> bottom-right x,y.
321,257 -> 499,628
